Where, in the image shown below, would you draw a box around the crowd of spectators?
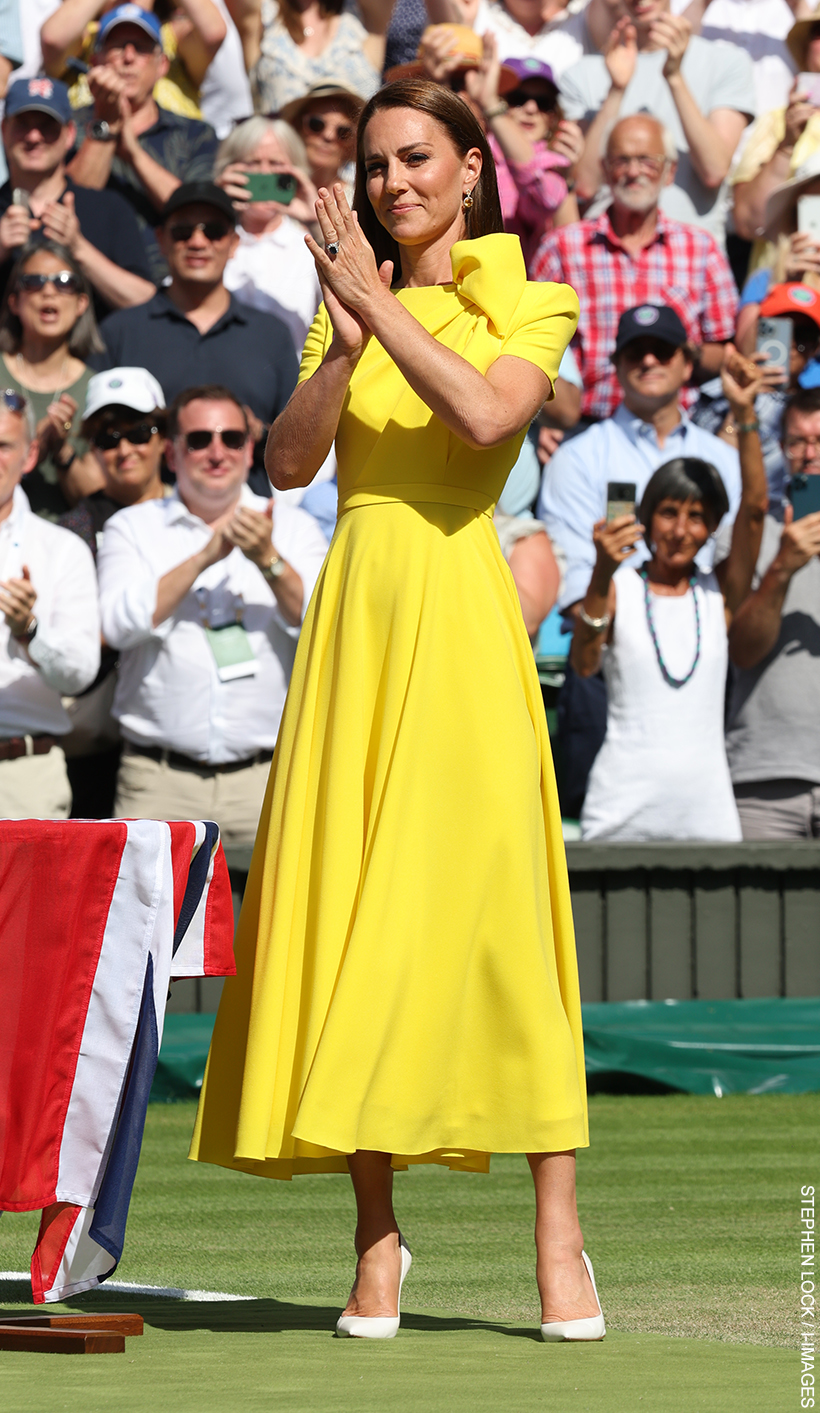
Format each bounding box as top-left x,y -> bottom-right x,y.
1,0 -> 820,848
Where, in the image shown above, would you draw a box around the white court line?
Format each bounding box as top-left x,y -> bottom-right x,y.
0,1272 -> 252,1302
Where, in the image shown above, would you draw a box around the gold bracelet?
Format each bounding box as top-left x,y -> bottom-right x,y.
484,101 -> 509,119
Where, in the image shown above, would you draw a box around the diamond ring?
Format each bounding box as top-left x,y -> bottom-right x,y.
325,241 -> 340,256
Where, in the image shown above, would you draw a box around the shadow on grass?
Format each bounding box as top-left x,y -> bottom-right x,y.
0,1280 -> 541,1341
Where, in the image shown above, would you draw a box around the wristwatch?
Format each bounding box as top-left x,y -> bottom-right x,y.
89,119 -> 117,142
261,553 -> 286,582
14,614 -> 37,644
484,101 -> 509,120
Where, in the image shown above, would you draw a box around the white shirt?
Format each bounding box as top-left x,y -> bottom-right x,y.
199,0 -> 254,138
474,0 -> 595,81
97,486 -> 328,763
223,220 -> 322,356
0,485 -> 100,737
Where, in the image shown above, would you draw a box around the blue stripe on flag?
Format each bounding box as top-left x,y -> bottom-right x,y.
172,820 -> 220,957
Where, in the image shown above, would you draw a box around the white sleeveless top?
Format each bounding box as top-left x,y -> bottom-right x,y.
581,563 -> 742,842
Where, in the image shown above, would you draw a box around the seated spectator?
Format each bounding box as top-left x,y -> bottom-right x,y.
97,383 -> 328,849
58,365 -> 168,820
571,350 -> 768,841
733,10 -> 820,262
727,386 -> 820,838
428,0 -> 622,82
214,114 -> 321,352
0,75 -> 155,319
735,149 -> 820,330
0,241 -> 104,521
94,181 -> 299,493
280,79 -> 365,200
533,115 -> 738,422
495,509 -> 563,638
67,7 -> 219,284
693,280 -> 820,503
250,0 -> 393,113
41,0 -> 227,120
0,388 -> 100,818
564,0 -> 754,248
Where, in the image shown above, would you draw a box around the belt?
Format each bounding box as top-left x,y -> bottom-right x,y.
126,743 -> 273,774
337,483 -> 494,518
0,734 -> 57,761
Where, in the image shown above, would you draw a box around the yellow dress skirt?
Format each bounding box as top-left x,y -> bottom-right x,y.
190,234 -> 589,1178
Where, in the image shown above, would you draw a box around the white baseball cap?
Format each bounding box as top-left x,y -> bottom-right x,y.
83,367 -> 166,421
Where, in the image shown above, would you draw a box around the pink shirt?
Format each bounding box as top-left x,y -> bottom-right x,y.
488,132 -> 569,274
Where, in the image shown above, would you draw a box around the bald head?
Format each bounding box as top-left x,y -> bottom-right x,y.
604,116 -> 676,215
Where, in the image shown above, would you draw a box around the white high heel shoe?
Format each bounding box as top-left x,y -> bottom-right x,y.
336,1233 -> 412,1339
540,1251 -> 606,1342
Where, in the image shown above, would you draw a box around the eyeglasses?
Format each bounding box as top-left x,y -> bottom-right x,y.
183,428 -> 247,452
92,422 -> 158,451
168,220 -> 232,243
0,389 -> 26,413
303,114 -> 353,141
506,88 -> 556,113
99,36 -> 161,58
606,154 -> 669,176
16,271 -> 82,294
785,436 -> 820,459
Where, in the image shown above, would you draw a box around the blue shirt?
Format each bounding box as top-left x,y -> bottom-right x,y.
537,402 -> 742,611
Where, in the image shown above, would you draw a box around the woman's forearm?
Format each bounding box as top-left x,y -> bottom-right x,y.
728,562 -> 790,668
719,425 -> 769,614
575,86 -> 623,202
570,571 -> 614,677
266,342 -> 358,489
733,143 -> 793,240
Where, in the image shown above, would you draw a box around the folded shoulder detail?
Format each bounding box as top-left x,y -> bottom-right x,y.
449,233 -> 579,340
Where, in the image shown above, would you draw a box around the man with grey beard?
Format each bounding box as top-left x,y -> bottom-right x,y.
532,113 -> 738,424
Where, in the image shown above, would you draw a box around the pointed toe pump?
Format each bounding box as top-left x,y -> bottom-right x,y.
540,1251 -> 606,1342
336,1234 -> 412,1340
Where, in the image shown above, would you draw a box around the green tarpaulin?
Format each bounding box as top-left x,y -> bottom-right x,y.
150,998 -> 820,1103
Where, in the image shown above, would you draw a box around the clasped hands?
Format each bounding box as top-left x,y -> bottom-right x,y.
0,564 -> 37,639
304,184 -> 394,355
201,501 -> 279,572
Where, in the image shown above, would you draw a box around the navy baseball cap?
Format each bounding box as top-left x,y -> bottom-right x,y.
96,4 -> 163,48
504,57 -> 557,90
4,76 -> 73,126
160,181 -> 237,226
614,304 -> 688,355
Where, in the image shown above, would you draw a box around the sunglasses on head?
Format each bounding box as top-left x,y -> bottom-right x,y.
16,270 -> 82,294
183,428 -> 247,451
304,113 -> 353,141
92,421 -> 158,451
168,220 -> 232,243
506,88 -> 556,113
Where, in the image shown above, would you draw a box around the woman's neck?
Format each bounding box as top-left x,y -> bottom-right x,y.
397,222 -> 466,290
112,475 -> 165,507
9,336 -> 76,388
644,558 -> 695,595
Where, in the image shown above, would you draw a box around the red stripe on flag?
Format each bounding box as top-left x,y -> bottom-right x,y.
204,845 -> 236,977
168,821 -> 196,932
30,1201 -> 83,1304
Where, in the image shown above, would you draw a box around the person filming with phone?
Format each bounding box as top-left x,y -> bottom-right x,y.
570,347 -> 769,842
726,387 -> 820,839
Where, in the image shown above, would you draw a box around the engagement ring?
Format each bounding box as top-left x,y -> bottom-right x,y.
325,241 -> 340,256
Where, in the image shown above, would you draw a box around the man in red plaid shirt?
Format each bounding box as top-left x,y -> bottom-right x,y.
532,113 -> 737,422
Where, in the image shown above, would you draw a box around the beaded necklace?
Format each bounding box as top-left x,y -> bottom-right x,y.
640,567 -> 701,689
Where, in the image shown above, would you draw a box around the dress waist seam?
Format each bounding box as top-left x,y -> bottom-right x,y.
337,483 -> 494,517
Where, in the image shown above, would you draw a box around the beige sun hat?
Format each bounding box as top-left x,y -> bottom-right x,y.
788,8 -> 820,70
764,148 -> 820,238
279,80 -> 367,131
385,24 -> 519,92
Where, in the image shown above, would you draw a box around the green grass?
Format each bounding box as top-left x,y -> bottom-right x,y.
0,1093 -> 811,1412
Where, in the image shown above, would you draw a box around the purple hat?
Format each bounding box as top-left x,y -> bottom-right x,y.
503,57 -> 557,90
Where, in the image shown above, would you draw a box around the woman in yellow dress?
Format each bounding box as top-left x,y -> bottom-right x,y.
190,77 -> 603,1343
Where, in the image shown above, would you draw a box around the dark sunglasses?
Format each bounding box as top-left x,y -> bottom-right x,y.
304,113 -> 353,141
183,428 -> 247,451
16,270 -> 82,294
506,88 -> 556,113
0,388 -> 27,413
168,220 -> 232,243
92,422 -> 158,451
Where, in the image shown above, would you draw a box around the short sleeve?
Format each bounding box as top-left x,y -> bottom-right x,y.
500,281 -> 580,396
704,39 -> 755,118
297,303 -> 334,385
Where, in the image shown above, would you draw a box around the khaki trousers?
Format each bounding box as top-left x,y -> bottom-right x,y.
0,746 -> 71,819
114,747 -> 271,851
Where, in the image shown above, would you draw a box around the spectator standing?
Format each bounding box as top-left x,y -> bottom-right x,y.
727,386 -> 820,838
95,181 -> 299,493
97,383 -> 327,849
0,388 -> 100,817
0,241 -> 104,520
250,0 -> 393,112
533,115 -> 738,421
571,350 -> 768,841
67,7 -> 218,284
280,79 -> 365,199
564,0 -> 754,247
0,76 -> 155,319
432,0 -> 620,82
199,0 -> 254,136
688,0 -> 799,115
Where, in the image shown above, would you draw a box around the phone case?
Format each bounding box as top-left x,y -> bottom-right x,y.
788,473 -> 820,520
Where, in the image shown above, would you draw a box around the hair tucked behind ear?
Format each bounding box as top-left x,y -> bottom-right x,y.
353,78 -> 504,272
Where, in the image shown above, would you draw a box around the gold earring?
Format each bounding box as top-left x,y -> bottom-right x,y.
462,190 -> 474,212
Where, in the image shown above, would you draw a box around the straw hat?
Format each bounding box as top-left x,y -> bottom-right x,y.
279,79 -> 367,130
764,148 -> 820,237
385,24 -> 519,93
787,7 -> 820,70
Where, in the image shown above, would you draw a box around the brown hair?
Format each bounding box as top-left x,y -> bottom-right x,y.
0,240 -> 104,359
167,384 -> 249,438
353,78 -> 504,271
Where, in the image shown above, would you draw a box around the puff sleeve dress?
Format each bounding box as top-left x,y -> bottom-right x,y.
190,233 -> 589,1179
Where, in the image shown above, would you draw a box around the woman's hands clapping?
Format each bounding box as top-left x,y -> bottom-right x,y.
305,183 -> 394,356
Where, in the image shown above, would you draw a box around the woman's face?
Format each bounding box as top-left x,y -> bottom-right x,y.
240,129 -> 292,224
363,108 -> 482,251
90,407 -> 163,503
507,80 -> 556,144
9,250 -> 88,344
301,99 -> 357,174
651,497 -> 713,569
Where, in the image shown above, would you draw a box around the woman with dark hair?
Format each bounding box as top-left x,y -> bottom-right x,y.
252,0 -> 394,113
571,351 -> 770,843
192,79 -> 597,1342
0,241 -> 105,521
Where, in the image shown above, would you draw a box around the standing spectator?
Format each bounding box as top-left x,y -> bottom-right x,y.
95,181 -> 299,493
41,0 -> 227,120
429,0 -> 622,81
727,386 -> 820,838
66,7 -> 219,284
0,75 -> 155,318
249,0 -> 393,114
687,0 -> 799,115
532,114 -> 738,421
199,0 -> 254,137
564,0 -> 754,247
0,388 -> 100,817
97,383 -> 327,849
280,79 -> 365,199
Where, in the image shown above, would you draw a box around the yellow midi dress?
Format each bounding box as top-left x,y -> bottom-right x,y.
190,233 -> 589,1179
